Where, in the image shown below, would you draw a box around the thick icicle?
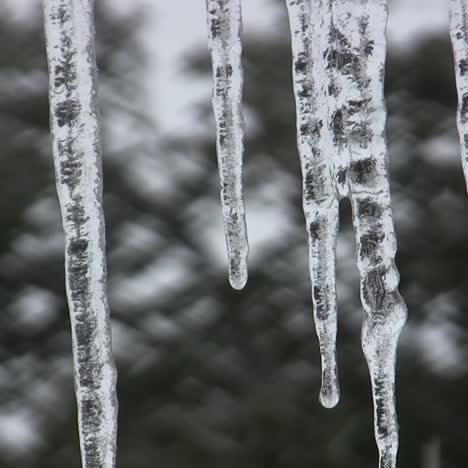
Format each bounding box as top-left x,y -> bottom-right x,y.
42,1 -> 118,467
286,0 -> 407,464
449,0 -> 468,191
205,0 -> 249,289
333,1 -> 407,467
285,0 -> 340,409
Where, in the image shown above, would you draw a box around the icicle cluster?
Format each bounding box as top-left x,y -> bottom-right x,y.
42,0 -> 463,467
285,1 -> 407,468
42,1 -> 118,467
205,0 -> 249,289
449,0 -> 468,191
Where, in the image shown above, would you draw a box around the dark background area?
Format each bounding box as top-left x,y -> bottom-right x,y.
0,1 -> 467,467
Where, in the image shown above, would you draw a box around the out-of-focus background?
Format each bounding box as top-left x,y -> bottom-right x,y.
1,0 -> 467,466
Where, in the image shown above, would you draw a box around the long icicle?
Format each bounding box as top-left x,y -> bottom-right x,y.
286,0 -> 407,465
42,1 -> 118,466
205,0 -> 249,290
449,0 -> 468,191
285,0 -> 340,409
333,1 -> 407,467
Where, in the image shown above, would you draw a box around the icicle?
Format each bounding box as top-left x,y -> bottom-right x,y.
331,2 -> 407,467
449,0 -> 468,191
286,0 -> 407,466
285,0 -> 340,409
42,1 -> 118,467
205,0 -> 249,289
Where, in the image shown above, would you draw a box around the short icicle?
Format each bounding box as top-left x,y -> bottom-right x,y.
285,0 -> 340,409
42,1 -> 118,467
205,0 -> 249,289
333,1 -> 407,467
449,0 -> 468,191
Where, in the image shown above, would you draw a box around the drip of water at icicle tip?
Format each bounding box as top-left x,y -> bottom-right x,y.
42,0 -> 118,467
284,0 -> 340,409
205,0 -> 249,290
286,0 -> 407,466
449,0 -> 468,192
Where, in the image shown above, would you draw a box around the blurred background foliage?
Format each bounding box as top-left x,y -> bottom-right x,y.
0,1 -> 467,467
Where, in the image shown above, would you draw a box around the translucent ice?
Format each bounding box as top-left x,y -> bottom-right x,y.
285,0 -> 340,409
205,0 -> 249,289
43,1 -> 118,466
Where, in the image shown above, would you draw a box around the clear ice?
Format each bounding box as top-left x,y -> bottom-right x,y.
205,0 -> 249,289
285,1 -> 407,467
285,0 -> 340,410
449,0 -> 468,191
42,1 -> 118,467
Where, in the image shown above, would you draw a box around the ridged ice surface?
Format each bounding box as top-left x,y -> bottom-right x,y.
285,1 -> 407,467
285,0 -> 340,410
43,1 -> 118,467
449,0 -> 468,191
205,0 -> 249,290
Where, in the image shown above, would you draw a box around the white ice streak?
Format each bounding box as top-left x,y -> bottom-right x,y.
42,1 -> 118,467
449,0 -> 468,191
205,0 -> 249,290
286,1 -> 407,467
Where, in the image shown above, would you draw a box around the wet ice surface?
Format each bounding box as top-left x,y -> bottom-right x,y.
285,1 -> 407,467
43,1 -> 118,467
285,0 -> 340,410
449,0 -> 468,191
205,0 -> 249,289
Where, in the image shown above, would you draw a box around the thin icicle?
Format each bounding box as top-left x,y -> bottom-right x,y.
42,1 -> 118,467
285,0 -> 340,409
333,1 -> 407,467
449,0 -> 468,191
205,0 -> 249,290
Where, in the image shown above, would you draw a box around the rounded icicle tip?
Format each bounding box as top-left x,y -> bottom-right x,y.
319,366 -> 340,408
228,256 -> 248,290
319,387 -> 340,409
